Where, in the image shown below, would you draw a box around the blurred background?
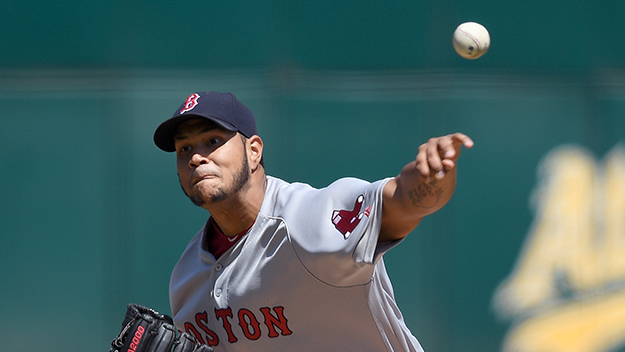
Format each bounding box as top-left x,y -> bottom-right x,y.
2,0 -> 625,351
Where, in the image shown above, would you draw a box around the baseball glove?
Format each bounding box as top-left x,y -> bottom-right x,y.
110,304 -> 213,352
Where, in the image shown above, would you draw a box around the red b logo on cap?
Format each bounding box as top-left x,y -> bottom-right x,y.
180,93 -> 200,113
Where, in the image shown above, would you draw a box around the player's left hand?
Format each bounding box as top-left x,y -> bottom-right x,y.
110,304 -> 213,352
415,132 -> 473,180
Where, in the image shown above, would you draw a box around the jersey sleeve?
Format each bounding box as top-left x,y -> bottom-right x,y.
275,176 -> 401,287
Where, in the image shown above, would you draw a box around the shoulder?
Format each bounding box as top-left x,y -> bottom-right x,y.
265,175 -> 391,203
261,175 -> 392,231
172,222 -> 213,269
264,176 -> 380,207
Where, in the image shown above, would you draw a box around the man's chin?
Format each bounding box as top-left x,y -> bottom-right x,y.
186,190 -> 229,207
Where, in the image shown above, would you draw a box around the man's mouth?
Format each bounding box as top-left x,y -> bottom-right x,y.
192,174 -> 217,186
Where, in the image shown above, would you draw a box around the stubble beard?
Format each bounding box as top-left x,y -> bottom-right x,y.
180,150 -> 251,207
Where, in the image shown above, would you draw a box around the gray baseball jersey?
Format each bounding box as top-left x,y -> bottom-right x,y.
170,175 -> 424,351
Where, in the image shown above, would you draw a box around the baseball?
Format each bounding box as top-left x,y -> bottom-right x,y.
453,22 -> 490,59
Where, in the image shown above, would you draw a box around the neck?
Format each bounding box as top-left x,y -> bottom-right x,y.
204,171 -> 267,237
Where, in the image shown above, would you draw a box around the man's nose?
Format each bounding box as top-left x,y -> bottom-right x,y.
190,152 -> 209,167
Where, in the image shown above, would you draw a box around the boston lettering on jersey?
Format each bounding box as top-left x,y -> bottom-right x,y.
183,306 -> 292,346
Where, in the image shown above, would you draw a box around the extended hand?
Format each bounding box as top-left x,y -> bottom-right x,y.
415,133 -> 474,180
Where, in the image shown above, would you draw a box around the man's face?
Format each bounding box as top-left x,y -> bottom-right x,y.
174,118 -> 250,207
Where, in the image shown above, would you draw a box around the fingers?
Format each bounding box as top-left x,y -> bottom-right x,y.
415,133 -> 473,179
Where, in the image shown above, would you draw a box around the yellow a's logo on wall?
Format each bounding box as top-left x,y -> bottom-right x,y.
492,144 -> 625,352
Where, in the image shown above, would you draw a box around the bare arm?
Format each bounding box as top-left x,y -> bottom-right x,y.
379,133 -> 474,242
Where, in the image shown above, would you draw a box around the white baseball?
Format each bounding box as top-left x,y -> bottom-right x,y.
453,22 -> 490,59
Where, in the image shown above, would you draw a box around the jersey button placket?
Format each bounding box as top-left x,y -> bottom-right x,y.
212,262 -> 226,305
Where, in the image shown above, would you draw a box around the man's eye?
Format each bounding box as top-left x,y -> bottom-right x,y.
179,145 -> 192,153
209,138 -> 221,145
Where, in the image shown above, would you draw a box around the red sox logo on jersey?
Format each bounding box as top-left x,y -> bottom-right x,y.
180,93 -> 200,113
332,194 -> 371,239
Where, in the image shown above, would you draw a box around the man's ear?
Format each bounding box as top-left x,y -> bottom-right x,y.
247,135 -> 264,170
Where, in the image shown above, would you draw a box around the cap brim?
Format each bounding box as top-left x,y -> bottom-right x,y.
153,114 -> 238,152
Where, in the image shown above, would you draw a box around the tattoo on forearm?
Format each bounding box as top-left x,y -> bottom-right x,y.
408,181 -> 444,209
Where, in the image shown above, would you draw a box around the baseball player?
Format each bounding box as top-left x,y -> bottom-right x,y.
152,91 -> 473,351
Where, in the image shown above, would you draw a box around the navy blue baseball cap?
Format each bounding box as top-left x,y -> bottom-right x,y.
154,91 -> 257,152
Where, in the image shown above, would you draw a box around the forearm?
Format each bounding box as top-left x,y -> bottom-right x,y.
399,160 -> 457,216
380,161 -> 457,238
379,133 -> 472,241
